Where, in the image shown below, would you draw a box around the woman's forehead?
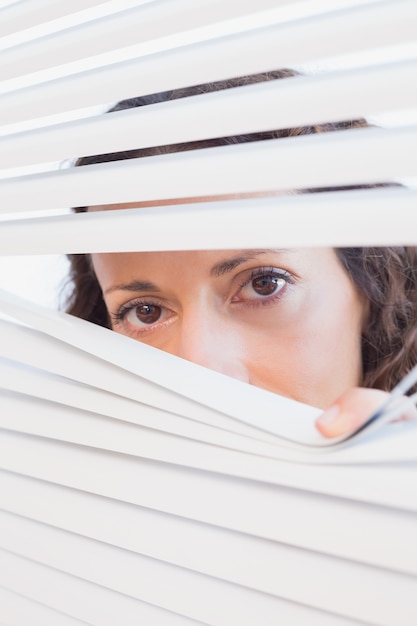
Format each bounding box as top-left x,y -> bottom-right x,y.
91,248 -> 342,284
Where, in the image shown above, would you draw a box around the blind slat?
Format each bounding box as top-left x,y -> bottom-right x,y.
3,354 -> 416,466
1,127 -> 415,212
0,419 -> 415,525
0,321 -> 258,437
0,0 -> 301,84
0,549 -> 202,626
2,59 -> 416,171
1,359 -> 319,459
0,305 -> 321,446
0,0 -> 379,44
0,0 -> 102,37
0,585 -> 87,626
1,467 -> 415,578
1,0 -> 415,127
1,189 -> 416,252
0,0 -> 152,44
0,508 -> 414,625
2,2 -> 417,625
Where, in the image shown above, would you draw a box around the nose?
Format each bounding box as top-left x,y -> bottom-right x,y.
174,310 -> 250,384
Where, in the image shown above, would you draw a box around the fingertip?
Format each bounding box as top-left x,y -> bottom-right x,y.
315,404 -> 350,438
315,387 -> 390,438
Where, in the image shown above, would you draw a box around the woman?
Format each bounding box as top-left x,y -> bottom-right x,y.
66,73 -> 417,436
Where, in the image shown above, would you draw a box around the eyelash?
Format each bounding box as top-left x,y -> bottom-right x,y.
239,267 -> 292,289
110,266 -> 294,332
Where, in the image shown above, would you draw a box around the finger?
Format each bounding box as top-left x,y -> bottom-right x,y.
315,387 -> 391,438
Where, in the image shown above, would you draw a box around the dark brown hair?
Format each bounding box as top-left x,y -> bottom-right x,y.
336,247 -> 417,392
65,70 -> 417,393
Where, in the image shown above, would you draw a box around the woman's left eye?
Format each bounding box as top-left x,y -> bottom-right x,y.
235,269 -> 290,302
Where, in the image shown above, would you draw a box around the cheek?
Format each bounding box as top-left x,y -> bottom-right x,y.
239,283 -> 364,407
240,324 -> 321,402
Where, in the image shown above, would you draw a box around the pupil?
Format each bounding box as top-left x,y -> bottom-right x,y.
252,275 -> 280,296
136,304 -> 161,324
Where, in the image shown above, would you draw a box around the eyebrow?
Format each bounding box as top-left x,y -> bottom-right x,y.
104,280 -> 160,295
104,249 -> 291,294
210,249 -> 290,277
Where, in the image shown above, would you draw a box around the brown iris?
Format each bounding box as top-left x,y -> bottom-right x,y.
135,304 -> 161,324
252,275 -> 283,296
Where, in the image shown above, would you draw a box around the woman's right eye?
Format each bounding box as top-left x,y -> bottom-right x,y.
112,299 -> 174,332
127,303 -> 162,326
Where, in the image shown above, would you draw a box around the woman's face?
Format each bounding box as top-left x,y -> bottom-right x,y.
92,246 -> 366,409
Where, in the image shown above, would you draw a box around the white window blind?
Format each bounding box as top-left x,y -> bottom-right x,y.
0,1 -> 417,625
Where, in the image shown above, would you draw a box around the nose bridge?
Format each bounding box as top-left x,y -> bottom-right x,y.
177,299 -> 249,383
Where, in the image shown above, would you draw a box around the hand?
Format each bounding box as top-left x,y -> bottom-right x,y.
315,387 -> 417,438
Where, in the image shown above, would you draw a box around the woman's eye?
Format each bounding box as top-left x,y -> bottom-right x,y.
237,270 -> 288,301
126,303 -> 162,326
111,299 -> 175,333
251,275 -> 286,296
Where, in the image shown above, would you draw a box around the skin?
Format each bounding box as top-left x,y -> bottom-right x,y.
91,244 -> 394,434
89,200 -> 417,436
